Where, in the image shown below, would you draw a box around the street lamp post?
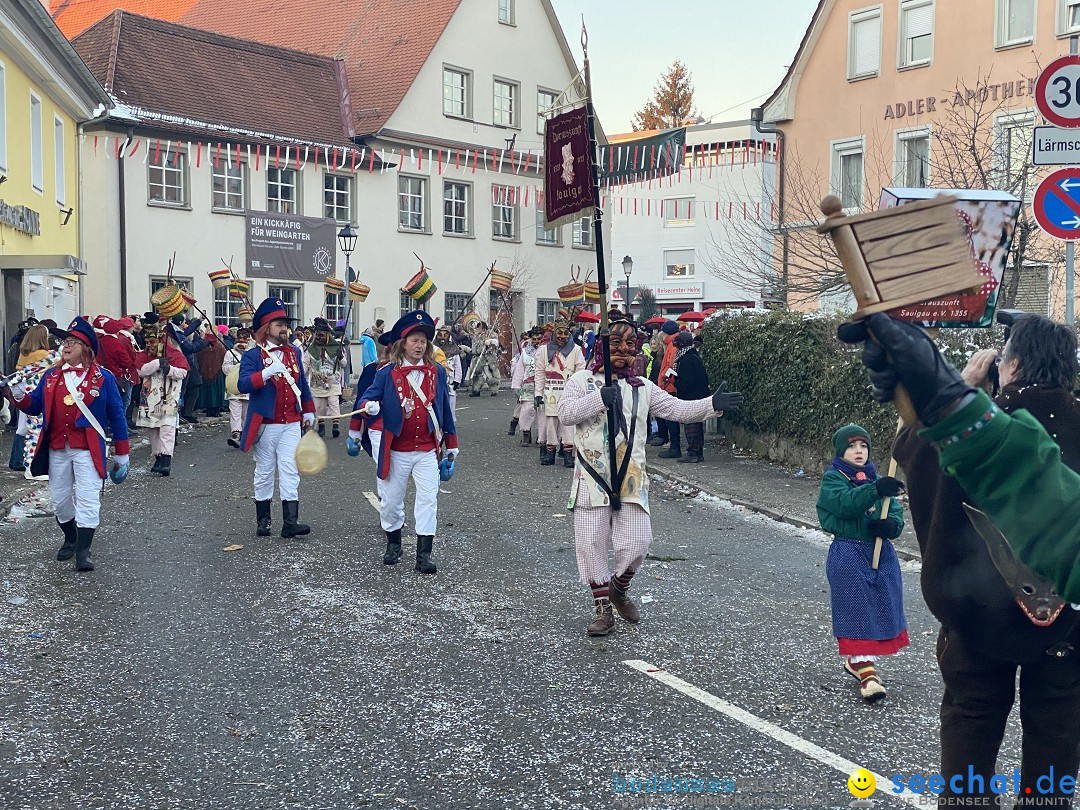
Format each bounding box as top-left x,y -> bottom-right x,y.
336,223 -> 358,344
621,255 -> 633,317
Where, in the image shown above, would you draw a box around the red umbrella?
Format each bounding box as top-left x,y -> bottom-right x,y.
702,308 -> 719,315
574,310 -> 601,324
643,316 -> 667,327
676,311 -> 706,323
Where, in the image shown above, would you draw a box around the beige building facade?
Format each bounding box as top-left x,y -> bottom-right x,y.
763,0 -> 1080,316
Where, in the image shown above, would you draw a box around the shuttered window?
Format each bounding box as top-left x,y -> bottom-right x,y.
849,8 -> 882,80
900,1 -> 934,67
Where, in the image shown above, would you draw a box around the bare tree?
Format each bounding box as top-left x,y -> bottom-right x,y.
707,72 -> 1062,311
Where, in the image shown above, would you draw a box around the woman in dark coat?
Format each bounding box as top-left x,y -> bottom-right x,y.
672,331 -> 710,462
196,330 -> 228,417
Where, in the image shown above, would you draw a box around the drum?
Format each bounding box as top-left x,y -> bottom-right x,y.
150,283 -> 186,318
225,364 -> 241,397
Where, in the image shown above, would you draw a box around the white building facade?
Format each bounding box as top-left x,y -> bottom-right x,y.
608,120 -> 776,316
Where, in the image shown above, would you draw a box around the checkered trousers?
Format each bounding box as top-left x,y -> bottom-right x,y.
573,480 -> 653,584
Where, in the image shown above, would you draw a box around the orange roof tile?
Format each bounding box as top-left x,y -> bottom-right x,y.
180,0 -> 463,135
51,0 -> 200,38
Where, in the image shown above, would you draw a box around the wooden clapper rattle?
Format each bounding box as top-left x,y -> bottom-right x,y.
818,193 -> 985,567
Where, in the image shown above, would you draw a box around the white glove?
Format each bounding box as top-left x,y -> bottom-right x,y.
262,360 -> 288,380
664,368 -> 677,379
113,454 -> 130,467
9,381 -> 27,400
446,448 -> 459,461
348,429 -> 364,441
363,401 -> 381,416
302,413 -> 315,428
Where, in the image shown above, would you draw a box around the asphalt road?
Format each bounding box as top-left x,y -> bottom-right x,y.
0,395 -> 1027,810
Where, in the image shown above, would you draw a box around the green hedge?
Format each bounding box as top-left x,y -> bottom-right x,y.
698,310 -> 1005,457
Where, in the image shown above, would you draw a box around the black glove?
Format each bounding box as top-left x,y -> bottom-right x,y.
711,382 -> 744,413
534,396 -> 543,408
600,382 -> 619,410
451,381 -> 459,391
874,476 -> 905,498
159,357 -> 170,376
836,313 -> 974,425
867,517 -> 902,539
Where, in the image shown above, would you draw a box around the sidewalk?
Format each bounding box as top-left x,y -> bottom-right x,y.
645,431 -> 921,561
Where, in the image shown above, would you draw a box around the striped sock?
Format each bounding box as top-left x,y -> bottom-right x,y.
612,570 -> 634,591
590,581 -> 609,602
848,658 -> 879,684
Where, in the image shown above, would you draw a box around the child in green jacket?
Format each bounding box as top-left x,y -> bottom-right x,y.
816,424 -> 908,702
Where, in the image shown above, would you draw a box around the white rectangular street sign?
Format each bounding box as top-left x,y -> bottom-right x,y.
1032,125 -> 1080,165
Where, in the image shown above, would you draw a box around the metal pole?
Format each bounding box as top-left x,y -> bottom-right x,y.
624,275 -> 630,316
1069,35 -> 1078,328
582,24 -> 621,510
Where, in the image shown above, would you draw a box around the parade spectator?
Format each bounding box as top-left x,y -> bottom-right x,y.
891,314 -> 1080,806
357,311 -> 458,574
817,424 -> 908,702
654,321 -> 681,456
1,318 -> 129,571
671,330 -> 709,463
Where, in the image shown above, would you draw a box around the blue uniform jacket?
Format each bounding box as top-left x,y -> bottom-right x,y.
236,344 -> 314,451
359,363 -> 457,480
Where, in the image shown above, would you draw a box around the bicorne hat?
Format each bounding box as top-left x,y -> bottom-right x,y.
252,297 -> 297,330
380,310 -> 436,346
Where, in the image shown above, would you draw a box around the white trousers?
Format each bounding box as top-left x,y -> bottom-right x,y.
253,422 -> 301,501
229,399 -> 248,433
49,446 -> 103,528
379,449 -> 438,535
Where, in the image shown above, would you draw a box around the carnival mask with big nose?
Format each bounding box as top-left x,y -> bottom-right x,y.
608,324 -> 637,369
554,328 -> 570,347
315,331 -> 329,345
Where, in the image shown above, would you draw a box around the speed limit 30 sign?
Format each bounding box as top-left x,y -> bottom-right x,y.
1036,55 -> 1080,127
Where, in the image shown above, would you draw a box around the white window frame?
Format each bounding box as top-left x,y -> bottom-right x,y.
536,298 -> 559,324
499,0 -> 515,25
213,284 -> 243,324
663,196 -> 696,227
847,6 -> 883,81
830,136 -> 865,212
267,285 -> 301,321
212,159 -> 247,212
443,180 -> 471,237
152,276 -> 195,318
323,172 -> 353,223
898,0 -> 934,69
537,88 -> 558,136
148,147 -> 188,207
491,184 -> 519,241
894,126 -> 931,187
535,208 -> 560,245
398,175 -> 428,233
443,66 -> 472,119
664,248 -> 696,280
996,0 -> 1036,48
995,109 -> 1036,200
53,115 -> 66,206
29,92 -> 43,193
1059,0 -> 1080,35
493,78 -> 519,128
267,166 -> 299,214
0,62 -> 8,172
572,216 -> 593,249
325,291 -> 346,324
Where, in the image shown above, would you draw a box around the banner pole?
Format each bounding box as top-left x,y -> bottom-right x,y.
581,22 -> 621,510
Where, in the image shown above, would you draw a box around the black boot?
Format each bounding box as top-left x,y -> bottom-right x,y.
383,528 -> 403,565
281,501 -> 310,538
150,454 -> 164,474
563,446 -> 575,468
157,455 -> 172,476
255,500 -> 272,536
520,429 -> 532,446
415,535 -> 437,574
541,446 -> 557,466
507,418 -> 518,436
318,422 -> 326,437
332,423 -> 340,438
56,518 -> 77,561
74,526 -> 95,572
469,391 -> 481,397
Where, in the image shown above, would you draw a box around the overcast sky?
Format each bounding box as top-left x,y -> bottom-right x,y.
548,0 -> 816,134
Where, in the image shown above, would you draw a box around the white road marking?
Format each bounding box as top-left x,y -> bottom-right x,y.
621,659 -> 921,808
363,491 -> 380,511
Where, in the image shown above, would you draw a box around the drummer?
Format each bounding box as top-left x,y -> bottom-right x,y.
237,298 -> 316,539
